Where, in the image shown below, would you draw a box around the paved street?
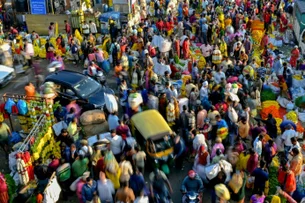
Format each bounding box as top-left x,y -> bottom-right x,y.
0,60 -> 194,202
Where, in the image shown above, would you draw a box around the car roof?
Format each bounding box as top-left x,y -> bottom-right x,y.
45,70 -> 86,86
131,110 -> 172,140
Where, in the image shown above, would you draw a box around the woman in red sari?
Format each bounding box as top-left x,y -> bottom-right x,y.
279,12 -> 288,33
290,46 -> 300,68
56,35 -> 66,54
182,38 -> 190,59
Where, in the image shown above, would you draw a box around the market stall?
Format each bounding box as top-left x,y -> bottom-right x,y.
2,93 -> 55,132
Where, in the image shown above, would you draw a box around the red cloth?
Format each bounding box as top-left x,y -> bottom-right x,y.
156,21 -> 164,31
11,105 -> 18,114
290,48 -> 300,67
22,151 -> 35,180
247,153 -> 259,174
116,124 -> 130,137
261,35 -> 269,48
182,39 -> 190,59
278,169 -> 296,193
198,151 -> 209,166
0,175 -> 7,193
170,64 -> 179,78
263,12 -> 271,24
0,104 -> 9,119
65,23 -> 71,34
48,159 -> 60,172
95,157 -> 106,174
165,22 -> 172,31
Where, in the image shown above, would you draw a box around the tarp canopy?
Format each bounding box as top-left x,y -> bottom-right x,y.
98,11 -> 120,22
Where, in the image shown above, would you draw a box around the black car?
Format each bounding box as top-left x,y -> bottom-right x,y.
45,70 -> 114,109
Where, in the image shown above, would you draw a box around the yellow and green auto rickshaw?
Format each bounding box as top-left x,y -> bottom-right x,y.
131,110 -> 175,175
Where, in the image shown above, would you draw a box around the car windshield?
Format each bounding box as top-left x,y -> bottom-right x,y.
150,135 -> 173,153
74,77 -> 100,97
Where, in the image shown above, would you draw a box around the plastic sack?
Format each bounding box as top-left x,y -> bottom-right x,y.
228,106 -> 238,123
9,132 -> 22,144
17,100 -> 28,115
293,77 -> 305,88
5,98 -> 15,114
205,160 -> 232,181
215,184 -> 230,200
70,177 -> 81,191
228,173 -> 243,193
74,29 -> 83,43
102,60 -> 111,74
128,93 -> 143,110
299,113 -> 305,123
105,93 -> 118,113
277,96 -> 291,108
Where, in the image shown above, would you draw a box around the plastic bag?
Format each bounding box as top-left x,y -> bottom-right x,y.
277,96 -> 291,108
5,98 -> 15,114
70,177 -> 81,191
102,60 -> 111,74
228,173 -> 243,193
246,176 -> 255,189
9,132 -> 21,145
215,184 -> 230,200
17,100 -> 28,115
228,106 -> 238,123
128,93 -> 143,110
105,93 -> 118,113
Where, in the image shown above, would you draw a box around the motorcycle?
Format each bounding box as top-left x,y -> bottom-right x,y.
47,61 -> 63,72
83,69 -> 107,87
182,191 -> 200,203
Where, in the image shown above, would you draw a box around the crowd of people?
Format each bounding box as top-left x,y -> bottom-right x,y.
1,0 -> 305,201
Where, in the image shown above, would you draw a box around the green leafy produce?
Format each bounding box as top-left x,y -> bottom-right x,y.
174,55 -> 180,64
295,96 -> 305,108
261,89 -> 277,102
5,174 -> 17,203
52,101 -> 61,112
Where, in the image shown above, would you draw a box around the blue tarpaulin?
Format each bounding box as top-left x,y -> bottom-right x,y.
98,11 -> 120,22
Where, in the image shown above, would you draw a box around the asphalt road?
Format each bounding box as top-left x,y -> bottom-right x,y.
0,60 -> 198,203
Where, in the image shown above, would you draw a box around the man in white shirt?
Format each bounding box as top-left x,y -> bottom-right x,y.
82,21 -> 90,37
213,67 -> 226,84
253,134 -> 263,157
89,20 -> 97,35
109,129 -> 124,162
199,81 -> 209,101
281,124 -> 297,158
200,43 -> 212,60
288,137 -> 301,160
221,56 -> 233,72
97,172 -> 115,202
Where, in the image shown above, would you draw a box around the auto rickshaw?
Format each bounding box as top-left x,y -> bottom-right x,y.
131,110 -> 174,175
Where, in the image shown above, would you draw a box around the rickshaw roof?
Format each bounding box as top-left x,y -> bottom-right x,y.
98,11 -> 120,22
131,110 -> 172,140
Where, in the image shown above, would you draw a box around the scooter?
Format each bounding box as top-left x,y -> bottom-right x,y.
83,70 -> 107,87
182,191 -> 200,203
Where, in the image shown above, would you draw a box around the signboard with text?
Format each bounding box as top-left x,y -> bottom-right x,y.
30,0 -> 47,15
